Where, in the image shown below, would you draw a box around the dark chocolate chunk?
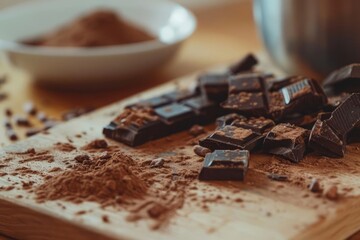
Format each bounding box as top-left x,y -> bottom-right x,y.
280,113 -> 319,129
275,78 -> 327,116
309,93 -> 360,157
199,125 -> 263,151
309,120 -> 345,157
126,96 -> 170,109
162,88 -> 197,102
198,73 -> 229,102
228,73 -> 264,94
323,64 -> 360,93
323,93 -> 350,112
154,103 -> 195,131
198,149 -> 249,181
103,108 -> 166,146
182,96 -> 222,124
23,101 -> 37,115
215,113 -> 247,129
222,92 -> 268,117
263,123 -> 309,162
228,53 -> 258,75
268,76 -> 304,91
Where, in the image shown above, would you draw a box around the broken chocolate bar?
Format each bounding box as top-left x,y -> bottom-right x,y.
199,125 -> 263,151
198,73 -> 229,102
103,107 -> 167,146
126,95 -> 171,109
263,123 -> 309,162
231,116 -> 275,134
198,149 -> 249,181
228,53 -> 258,75
182,96 -> 223,124
309,93 -> 360,157
323,63 -> 360,93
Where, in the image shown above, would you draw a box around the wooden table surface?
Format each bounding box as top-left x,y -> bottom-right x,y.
0,1 -> 359,239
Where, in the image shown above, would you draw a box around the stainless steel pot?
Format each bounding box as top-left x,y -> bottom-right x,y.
253,0 -> 360,79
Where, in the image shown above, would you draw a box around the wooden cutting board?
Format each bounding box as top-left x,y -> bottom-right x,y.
0,68 -> 360,240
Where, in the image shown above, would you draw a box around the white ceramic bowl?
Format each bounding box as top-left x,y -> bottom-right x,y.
0,0 -> 196,88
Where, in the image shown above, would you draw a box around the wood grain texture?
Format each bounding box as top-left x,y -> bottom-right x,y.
0,69 -> 360,240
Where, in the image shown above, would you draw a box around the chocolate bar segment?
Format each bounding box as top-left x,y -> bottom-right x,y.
154,103 -> 195,132
323,64 -> 360,93
231,116 -> 275,134
182,96 -> 222,124
126,95 -> 170,109
222,92 -> 268,117
198,73 -> 229,102
228,53 -> 258,75
103,108 -> 166,146
309,93 -> 360,157
199,125 -> 263,151
228,73 -> 263,94
198,150 -> 249,181
263,124 -> 309,162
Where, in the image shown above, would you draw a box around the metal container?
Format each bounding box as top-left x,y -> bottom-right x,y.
253,0 -> 360,79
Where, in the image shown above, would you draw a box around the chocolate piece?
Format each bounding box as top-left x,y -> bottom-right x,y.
324,93 -> 350,112
215,113 -> 247,128
231,116 -> 275,134
199,125 -> 263,151
309,120 -> 345,157
228,53 -> 258,75
309,93 -> 360,157
263,124 -> 309,162
198,73 -> 229,102
193,145 -> 211,157
162,88 -> 197,102
281,113 -> 318,129
103,108 -> 166,146
182,96 -> 221,124
23,101 -> 37,115
14,115 -> 31,126
222,92 -> 268,117
267,173 -> 288,182
275,78 -> 327,116
126,96 -> 170,109
323,64 -> 360,93
154,103 -> 195,131
198,150 -> 249,181
228,73 -> 264,94
268,76 -> 303,91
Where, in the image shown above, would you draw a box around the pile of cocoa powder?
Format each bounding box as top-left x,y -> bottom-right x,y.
23,10 -> 154,47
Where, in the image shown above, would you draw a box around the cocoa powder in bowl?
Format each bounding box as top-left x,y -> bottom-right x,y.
23,10 -> 154,47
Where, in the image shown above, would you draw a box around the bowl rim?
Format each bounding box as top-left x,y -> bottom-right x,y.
0,0 -> 197,56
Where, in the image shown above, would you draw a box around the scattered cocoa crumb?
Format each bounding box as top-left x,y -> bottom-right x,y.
147,203 -> 168,219
267,173 -> 288,182
14,115 -> 31,126
102,215 -> 110,223
308,179 -> 322,193
188,125 -> 205,137
75,210 -> 87,215
150,158 -> 165,168
325,186 -> 338,201
83,139 -> 108,149
55,142 -> 76,152
6,128 -> 18,141
49,167 -> 62,173
23,101 -> 37,115
25,128 -> 42,137
74,154 -> 91,164
5,108 -> 12,117
193,145 -> 211,157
